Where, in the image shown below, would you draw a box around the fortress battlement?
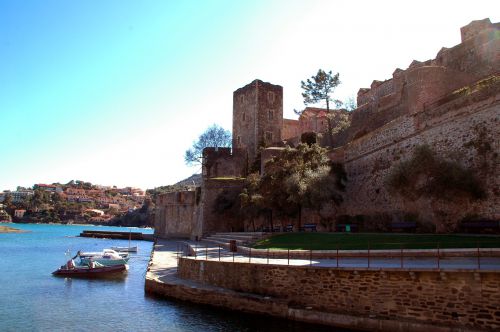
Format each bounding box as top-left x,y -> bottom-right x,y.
345,19 -> 499,146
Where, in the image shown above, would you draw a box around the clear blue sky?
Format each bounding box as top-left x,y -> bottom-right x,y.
0,0 -> 497,190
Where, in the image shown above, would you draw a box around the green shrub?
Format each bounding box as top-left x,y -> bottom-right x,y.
385,145 -> 486,202
301,132 -> 318,145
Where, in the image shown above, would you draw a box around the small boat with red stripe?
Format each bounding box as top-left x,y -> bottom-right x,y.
52,259 -> 128,277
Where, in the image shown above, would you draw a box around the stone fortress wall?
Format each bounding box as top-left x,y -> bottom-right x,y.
155,19 -> 499,238
154,191 -> 197,238
336,83 -> 498,229
341,18 -> 498,146
328,18 -> 499,228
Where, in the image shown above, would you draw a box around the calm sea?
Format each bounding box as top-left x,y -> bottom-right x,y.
0,223 -> 349,332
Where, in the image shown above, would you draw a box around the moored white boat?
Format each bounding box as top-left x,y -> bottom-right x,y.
110,246 -> 138,253
79,249 -> 129,258
77,249 -> 130,266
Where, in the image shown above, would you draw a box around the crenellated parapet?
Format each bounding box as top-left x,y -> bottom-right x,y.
202,147 -> 247,179
345,18 -> 499,145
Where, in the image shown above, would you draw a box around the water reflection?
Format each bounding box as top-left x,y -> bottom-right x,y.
1,224 -> 355,332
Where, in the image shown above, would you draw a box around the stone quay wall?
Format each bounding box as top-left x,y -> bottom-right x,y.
177,257 -> 500,331
154,190 -> 197,238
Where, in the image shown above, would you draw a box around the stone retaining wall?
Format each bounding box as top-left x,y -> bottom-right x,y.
177,257 -> 500,331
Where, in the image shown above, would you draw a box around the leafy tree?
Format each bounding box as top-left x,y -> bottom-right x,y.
303,164 -> 346,230
30,189 -> 51,211
328,110 -> 351,137
3,193 -> 13,212
52,192 -> 62,204
301,69 -> 341,145
386,145 -> 485,201
385,145 -> 486,233
239,173 -> 266,231
258,143 -> 346,229
342,96 -> 357,111
184,124 -> 232,166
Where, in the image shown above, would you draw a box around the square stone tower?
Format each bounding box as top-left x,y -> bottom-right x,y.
232,79 -> 283,167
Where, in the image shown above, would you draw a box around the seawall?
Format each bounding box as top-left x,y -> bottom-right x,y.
145,240 -> 500,331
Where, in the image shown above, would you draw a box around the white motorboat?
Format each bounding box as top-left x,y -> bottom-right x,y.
77,249 -> 130,266
110,246 -> 138,253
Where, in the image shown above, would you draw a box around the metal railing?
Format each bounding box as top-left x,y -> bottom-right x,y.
175,241 -> 500,271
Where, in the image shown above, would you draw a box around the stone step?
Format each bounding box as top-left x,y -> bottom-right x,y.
207,234 -> 258,241
213,232 -> 264,236
201,238 -> 232,247
213,232 -> 264,238
204,236 -> 247,245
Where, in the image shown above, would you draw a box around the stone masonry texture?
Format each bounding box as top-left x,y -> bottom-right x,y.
178,258 -> 500,331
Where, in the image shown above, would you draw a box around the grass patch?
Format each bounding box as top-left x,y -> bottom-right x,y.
252,233 -> 500,250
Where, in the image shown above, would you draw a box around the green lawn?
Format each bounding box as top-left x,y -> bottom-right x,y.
252,233 -> 500,250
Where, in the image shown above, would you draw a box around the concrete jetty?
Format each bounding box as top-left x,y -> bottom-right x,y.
79,230 -> 155,241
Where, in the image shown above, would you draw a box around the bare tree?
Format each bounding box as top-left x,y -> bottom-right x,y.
184,124 -> 232,166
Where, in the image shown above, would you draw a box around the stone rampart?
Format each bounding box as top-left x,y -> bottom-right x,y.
347,19 -> 498,145
336,77 -> 499,228
202,147 -> 246,179
197,178 -> 245,236
154,190 -> 197,238
178,258 -> 500,331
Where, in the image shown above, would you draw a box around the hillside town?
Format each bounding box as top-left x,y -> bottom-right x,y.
0,181 -> 147,224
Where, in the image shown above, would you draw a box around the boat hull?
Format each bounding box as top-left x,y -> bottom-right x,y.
52,264 -> 127,277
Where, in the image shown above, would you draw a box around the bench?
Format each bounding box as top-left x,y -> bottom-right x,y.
391,221 -> 417,232
261,226 -> 281,232
461,221 -> 499,233
299,223 -> 317,232
284,224 -> 294,232
336,224 -> 358,232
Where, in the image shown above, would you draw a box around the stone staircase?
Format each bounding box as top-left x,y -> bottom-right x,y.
202,232 -> 266,248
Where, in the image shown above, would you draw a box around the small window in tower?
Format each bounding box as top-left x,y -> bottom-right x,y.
268,110 -> 274,120
240,95 -> 245,104
265,131 -> 273,142
242,112 -> 246,121
267,91 -> 275,104
237,136 -> 241,145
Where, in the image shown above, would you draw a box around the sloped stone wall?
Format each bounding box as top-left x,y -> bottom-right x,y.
178,258 -> 500,331
336,81 -> 499,229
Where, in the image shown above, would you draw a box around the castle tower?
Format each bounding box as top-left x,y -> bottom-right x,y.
232,79 -> 283,167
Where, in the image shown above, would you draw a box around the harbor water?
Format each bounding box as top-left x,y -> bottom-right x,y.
0,224 -> 347,332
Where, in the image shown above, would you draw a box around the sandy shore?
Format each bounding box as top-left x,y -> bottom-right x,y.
0,225 -> 26,233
